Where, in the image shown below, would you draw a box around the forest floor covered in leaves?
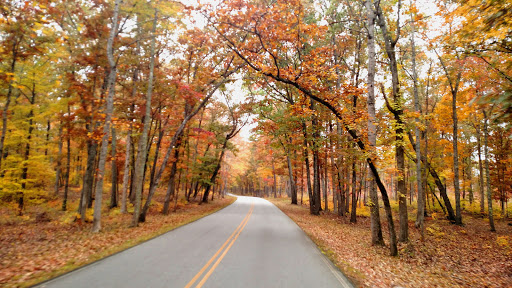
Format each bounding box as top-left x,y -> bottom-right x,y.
0,192 -> 235,288
270,198 -> 512,288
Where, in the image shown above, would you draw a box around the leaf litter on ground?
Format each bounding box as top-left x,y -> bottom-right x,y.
0,195 -> 235,287
270,198 -> 512,288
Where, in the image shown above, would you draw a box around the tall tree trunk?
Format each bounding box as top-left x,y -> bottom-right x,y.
302,122 -> 313,212
45,120 -> 50,157
411,8 -> 424,236
0,46 -> 17,170
350,157 -> 357,223
19,85 -> 36,215
467,156 -> 473,205
330,122 -> 337,212
125,12 -> 140,207
407,163 -> 411,204
54,123 -> 63,196
292,138 -> 299,204
62,104 -> 71,211
174,155 -> 185,211
163,170 -> 177,214
312,148 -> 321,215
483,110 -> 496,232
129,137 -> 136,203
120,125 -> 131,213
110,127 -> 118,209
312,104 -> 321,215
300,163 -> 305,204
79,139 -> 97,219
162,136 -> 183,214
92,0 -> 121,232
477,122 -> 485,214
345,155 -> 350,213
360,162 -> 366,208
286,140 -> 297,205
141,119 -> 156,201
77,61 -> 100,215
337,146 -> 346,215
451,80 -> 462,225
462,161 -> 466,201
91,148 -> 100,206
365,0 -> 384,246
422,63 -> 432,217
148,117 -> 164,196
323,146 -> 328,212
272,148 -> 277,198
132,9 -> 157,227
192,181 -> 201,199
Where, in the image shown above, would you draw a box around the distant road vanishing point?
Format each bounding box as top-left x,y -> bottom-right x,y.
36,196 -> 353,288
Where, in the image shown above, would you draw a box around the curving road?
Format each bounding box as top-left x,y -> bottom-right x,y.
36,196 -> 353,288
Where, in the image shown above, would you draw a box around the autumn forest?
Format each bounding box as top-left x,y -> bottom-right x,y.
1,0 -> 511,287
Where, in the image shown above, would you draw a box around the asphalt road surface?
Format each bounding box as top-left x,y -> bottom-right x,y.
36,196 -> 353,288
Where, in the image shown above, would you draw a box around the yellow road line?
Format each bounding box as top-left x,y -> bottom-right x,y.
184,203 -> 254,288
196,205 -> 254,288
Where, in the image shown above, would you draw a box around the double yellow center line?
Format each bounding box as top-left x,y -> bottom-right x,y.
184,203 -> 255,288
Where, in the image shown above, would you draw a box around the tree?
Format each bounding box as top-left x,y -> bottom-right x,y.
409,0 -> 425,236
365,0 -> 384,246
131,7 -> 157,227
435,48 -> 465,226
483,109 -> 496,232
374,0 -> 408,243
92,0 -> 122,233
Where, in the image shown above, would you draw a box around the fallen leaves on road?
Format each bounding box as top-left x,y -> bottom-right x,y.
270,198 -> 512,288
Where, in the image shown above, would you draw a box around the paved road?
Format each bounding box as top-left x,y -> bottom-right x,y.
36,196 -> 353,288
